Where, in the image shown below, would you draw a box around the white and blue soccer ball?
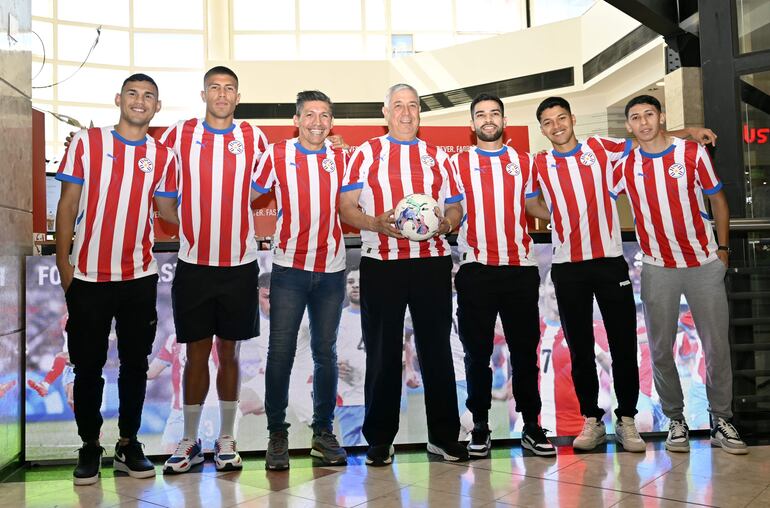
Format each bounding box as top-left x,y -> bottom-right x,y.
394,193 -> 440,241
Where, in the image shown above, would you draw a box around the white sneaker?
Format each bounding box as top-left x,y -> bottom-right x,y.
615,416 -> 646,452
214,435 -> 243,471
711,417 -> 749,455
572,417 -> 606,450
665,419 -> 690,452
163,438 -> 204,474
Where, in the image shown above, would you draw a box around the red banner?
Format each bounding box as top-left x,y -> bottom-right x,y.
149,125 -> 530,240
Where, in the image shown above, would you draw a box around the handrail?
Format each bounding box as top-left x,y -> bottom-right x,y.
727,218 -> 770,231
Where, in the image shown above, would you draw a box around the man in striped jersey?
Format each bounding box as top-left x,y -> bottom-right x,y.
56,73 -> 179,485
251,90 -> 348,470
525,96 -> 716,453
161,66 -> 268,474
613,95 -> 747,454
339,83 -> 469,465
451,93 -> 554,457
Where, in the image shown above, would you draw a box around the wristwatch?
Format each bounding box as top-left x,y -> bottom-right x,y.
717,245 -> 731,253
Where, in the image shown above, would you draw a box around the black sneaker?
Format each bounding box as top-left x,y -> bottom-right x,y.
522,424 -> 556,457
427,441 -> 470,462
73,441 -> 104,486
310,430 -> 347,465
114,439 -> 156,479
265,430 -> 290,471
467,424 -> 491,458
365,444 -> 395,467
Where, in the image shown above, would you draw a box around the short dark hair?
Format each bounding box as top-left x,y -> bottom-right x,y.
258,272 -> 271,289
204,65 -> 238,87
624,95 -> 662,118
470,93 -> 504,117
122,73 -> 158,93
296,90 -> 333,116
536,96 -> 571,122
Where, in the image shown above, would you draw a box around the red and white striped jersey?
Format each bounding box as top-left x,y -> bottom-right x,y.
611,138 -> 721,268
533,136 -> 631,264
252,138 -> 346,273
57,127 -> 177,282
341,135 -> 463,260
452,146 -> 538,267
159,119 -> 268,267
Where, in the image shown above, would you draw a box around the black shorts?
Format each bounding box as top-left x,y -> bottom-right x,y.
172,259 -> 259,343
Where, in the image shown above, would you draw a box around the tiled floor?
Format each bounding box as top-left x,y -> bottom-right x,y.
2,439 -> 769,507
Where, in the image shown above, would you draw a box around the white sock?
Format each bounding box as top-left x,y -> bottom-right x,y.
182,404 -> 203,441
219,400 -> 238,438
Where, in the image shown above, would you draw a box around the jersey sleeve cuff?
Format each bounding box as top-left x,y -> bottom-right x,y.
341,182 -> 364,192
621,138 -> 633,158
525,189 -> 541,199
445,193 -> 463,204
154,190 -> 178,198
55,173 -> 84,185
701,181 -> 723,195
251,181 -> 271,194
609,191 -> 619,200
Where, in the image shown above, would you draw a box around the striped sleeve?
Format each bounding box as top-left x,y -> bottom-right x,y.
694,144 -> 722,194
56,131 -> 86,184
154,147 -> 179,198
593,135 -> 632,161
341,143 -> 369,192
524,153 -> 539,198
439,149 -> 463,203
252,144 -> 276,194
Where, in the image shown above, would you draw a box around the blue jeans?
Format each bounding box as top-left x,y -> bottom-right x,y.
335,405 -> 366,446
264,264 -> 345,433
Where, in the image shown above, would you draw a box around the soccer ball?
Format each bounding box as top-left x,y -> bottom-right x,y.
394,193 -> 440,241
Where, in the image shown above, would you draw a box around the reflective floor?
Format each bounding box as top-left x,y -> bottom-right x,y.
2,439 -> 769,507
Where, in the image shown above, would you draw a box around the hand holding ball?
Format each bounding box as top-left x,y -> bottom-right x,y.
394,193 -> 441,241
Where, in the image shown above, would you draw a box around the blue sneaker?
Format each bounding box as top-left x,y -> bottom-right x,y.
163,438 -> 204,474
214,435 -> 243,471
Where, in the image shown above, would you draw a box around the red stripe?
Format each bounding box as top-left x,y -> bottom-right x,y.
478,153 -> 499,264
96,136 -> 124,281
179,120 -> 196,259
501,151 -> 520,265
426,144 -> 445,257
293,149 -> 311,269
330,150 -> 345,265
313,151 -> 333,272
275,143 -> 293,255
684,143 -> 711,260
459,153 -> 480,261
218,132 -> 237,264
575,150 -> 605,260
661,151 -> 696,266
73,135 -> 93,277
120,145 -> 146,279
392,143 -> 410,259
239,124 -> 256,262
641,157 -> 675,264
366,139 -> 388,259
197,128 -> 215,265
553,158 -> 584,261
624,154 -> 652,257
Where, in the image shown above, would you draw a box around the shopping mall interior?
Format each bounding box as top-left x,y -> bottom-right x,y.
0,0 -> 769,506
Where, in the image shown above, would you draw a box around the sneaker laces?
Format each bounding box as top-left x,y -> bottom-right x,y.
669,420 -> 688,440
172,439 -> 195,457
526,425 -> 549,443
715,419 -> 740,440
315,430 -> 341,450
217,436 -> 236,455
579,419 -> 599,438
619,419 -> 642,440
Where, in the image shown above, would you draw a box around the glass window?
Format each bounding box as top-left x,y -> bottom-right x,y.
300,0 -> 361,31
150,71 -> 204,110
31,20 -> 53,59
391,34 -> 413,57
741,70 -> 770,218
456,0 -> 524,33
737,0 -> 770,54
365,34 -> 388,59
365,0 -> 387,30
414,32 -> 456,52
57,0 -> 129,27
57,25 -> 129,66
233,0 -> 295,31
299,34 -> 365,60
54,65 -> 129,104
133,33 -> 204,68
233,34 -> 298,60
32,0 -> 54,18
531,0 -> 595,26
391,0 -> 452,32
31,63 -> 54,100
133,0 -> 204,30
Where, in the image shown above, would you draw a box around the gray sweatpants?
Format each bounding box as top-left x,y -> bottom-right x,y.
640,259 -> 732,421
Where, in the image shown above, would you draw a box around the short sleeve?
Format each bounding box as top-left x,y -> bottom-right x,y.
523,153 -> 539,199
609,159 -> 627,199
56,131 -> 86,185
695,144 -> 722,195
592,135 -> 632,162
154,147 -> 179,198
438,149 -> 463,204
252,144 -> 276,194
254,126 -> 269,163
341,143 -> 370,193
158,123 -> 180,153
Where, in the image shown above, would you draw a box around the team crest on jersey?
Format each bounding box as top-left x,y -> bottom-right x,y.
667,163 -> 685,179
420,154 -> 435,167
579,152 -> 596,166
322,158 -> 336,173
137,157 -> 154,173
228,140 -> 244,154
505,162 -> 521,176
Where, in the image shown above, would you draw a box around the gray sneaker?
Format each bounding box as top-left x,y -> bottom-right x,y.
266,430 -> 290,470
310,430 -> 347,465
665,419 -> 690,453
711,417 -> 749,455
